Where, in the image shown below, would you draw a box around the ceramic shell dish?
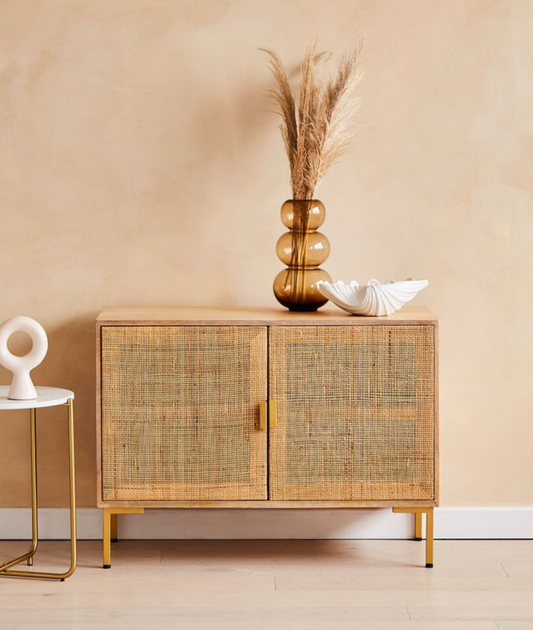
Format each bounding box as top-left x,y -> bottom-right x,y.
316,278 -> 429,317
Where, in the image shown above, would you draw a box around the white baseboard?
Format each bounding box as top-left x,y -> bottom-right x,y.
0,507 -> 532,540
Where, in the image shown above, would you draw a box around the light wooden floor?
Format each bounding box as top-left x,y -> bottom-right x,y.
1,540 -> 533,629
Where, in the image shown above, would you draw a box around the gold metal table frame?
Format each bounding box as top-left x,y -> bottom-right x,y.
0,394 -> 76,581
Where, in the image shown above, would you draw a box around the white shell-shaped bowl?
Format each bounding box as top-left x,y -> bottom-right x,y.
316,278 -> 429,317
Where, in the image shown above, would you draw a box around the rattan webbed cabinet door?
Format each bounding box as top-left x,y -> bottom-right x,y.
100,325 -> 267,502
269,325 -> 436,502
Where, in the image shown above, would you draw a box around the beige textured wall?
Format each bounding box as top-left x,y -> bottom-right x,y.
1,0 -> 532,508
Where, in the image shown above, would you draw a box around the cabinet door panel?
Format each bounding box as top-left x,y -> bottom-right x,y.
269,325 -> 435,501
101,326 -> 267,501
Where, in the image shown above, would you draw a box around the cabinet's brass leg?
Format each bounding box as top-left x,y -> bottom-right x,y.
103,509 -> 112,568
1,399 -> 77,580
102,508 -> 144,569
393,507 -> 435,568
414,511 -> 423,541
111,514 -> 118,542
426,508 -> 434,568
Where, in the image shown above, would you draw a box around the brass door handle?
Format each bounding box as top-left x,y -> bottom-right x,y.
269,400 -> 277,429
259,401 -> 277,429
259,402 -> 267,430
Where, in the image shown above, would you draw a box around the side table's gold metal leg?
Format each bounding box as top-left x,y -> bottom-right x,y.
1,408 -> 39,572
414,511 -> 423,541
27,407 -> 38,565
63,397 -> 77,579
393,507 -> 435,568
103,508 -> 144,569
0,399 -> 77,580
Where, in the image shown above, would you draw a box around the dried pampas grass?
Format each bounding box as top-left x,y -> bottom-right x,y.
261,42 -> 363,200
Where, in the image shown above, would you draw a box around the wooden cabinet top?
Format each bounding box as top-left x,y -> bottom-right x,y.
97,306 -> 437,326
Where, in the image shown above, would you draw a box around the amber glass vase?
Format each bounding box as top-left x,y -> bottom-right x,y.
273,200 -> 332,311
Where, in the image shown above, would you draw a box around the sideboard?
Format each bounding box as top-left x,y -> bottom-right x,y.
96,306 -> 438,567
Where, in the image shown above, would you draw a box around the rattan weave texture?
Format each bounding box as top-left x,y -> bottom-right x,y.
269,325 -> 435,501
101,326 -> 267,501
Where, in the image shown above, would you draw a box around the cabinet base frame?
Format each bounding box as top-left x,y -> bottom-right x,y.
100,505 -> 434,568
103,508 -> 144,568
392,507 -> 434,567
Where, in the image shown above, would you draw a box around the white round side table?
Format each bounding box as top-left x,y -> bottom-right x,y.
0,387 -> 77,581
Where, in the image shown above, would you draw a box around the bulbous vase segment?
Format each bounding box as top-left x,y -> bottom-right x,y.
276,231 -> 330,267
280,199 -> 326,230
273,200 -> 332,312
273,267 -> 332,311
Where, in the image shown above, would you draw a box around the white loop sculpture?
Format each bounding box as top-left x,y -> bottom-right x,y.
0,316 -> 48,400
317,278 -> 429,317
